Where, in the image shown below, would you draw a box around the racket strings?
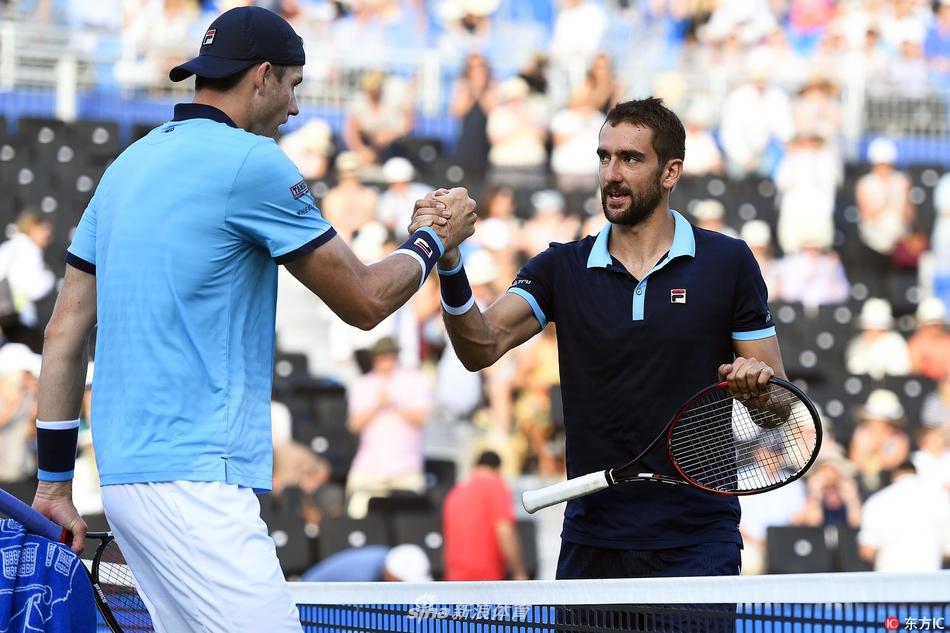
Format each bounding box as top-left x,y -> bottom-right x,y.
96,539 -> 155,632
670,383 -> 819,492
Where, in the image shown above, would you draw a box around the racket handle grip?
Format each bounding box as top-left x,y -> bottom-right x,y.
522,471 -> 610,514
0,487 -> 69,543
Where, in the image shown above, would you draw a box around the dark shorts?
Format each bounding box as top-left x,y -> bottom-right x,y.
556,540 -> 742,579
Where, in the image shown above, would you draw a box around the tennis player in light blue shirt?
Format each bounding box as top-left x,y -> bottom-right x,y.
31,7 -> 477,632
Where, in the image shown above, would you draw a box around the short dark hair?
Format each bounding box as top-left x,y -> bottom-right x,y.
475,450 -> 502,469
194,64 -> 287,93
604,97 -> 686,169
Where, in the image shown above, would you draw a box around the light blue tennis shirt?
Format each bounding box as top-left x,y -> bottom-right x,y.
66,104 -> 335,491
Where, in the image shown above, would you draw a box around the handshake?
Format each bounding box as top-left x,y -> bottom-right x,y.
407,187 -> 477,267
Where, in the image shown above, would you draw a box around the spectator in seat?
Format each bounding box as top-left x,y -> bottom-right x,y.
0,210 -> 56,352
858,461 -> 950,572
849,389 -> 912,496
845,298 -> 911,380
921,373 -> 950,429
794,442 -> 862,530
912,426 -> 950,493
486,77 -> 548,190
549,83 -> 603,193
518,190 -> 581,259
773,224 -> 850,309
682,100 -> 724,177
740,220 -> 778,298
451,52 -> 497,174
854,138 -> 917,294
583,53 -> 624,115
302,544 -> 432,582
908,297 -> 950,381
718,54 -> 794,178
443,450 -> 528,580
344,69 -> 413,169
376,157 -> 432,240
925,0 -> 950,80
774,133 -> 838,255
0,343 -> 40,485
345,337 -> 431,518
320,151 -> 379,244
278,118 -> 334,181
690,199 -> 737,238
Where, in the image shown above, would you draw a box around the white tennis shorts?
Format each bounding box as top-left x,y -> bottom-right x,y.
101,481 -> 302,633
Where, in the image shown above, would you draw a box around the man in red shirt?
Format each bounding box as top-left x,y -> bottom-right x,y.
443,451 -> 529,580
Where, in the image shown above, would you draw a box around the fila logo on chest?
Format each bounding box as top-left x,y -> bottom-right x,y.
671,289 -> 687,304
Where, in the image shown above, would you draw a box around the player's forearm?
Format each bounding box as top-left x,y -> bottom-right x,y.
37,326 -> 89,422
350,255 -> 429,330
444,308 -> 505,372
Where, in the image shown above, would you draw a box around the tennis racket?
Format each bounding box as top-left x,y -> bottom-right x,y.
0,488 -> 154,633
522,376 -> 822,513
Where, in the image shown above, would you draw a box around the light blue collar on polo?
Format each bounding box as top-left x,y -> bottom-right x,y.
587,209 -> 696,321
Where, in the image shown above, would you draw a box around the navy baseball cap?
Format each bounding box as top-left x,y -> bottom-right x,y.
169,6 -> 305,82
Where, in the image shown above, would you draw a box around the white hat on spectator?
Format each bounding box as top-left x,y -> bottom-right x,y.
382,157 -> 415,184
810,442 -> 856,477
0,343 -> 41,377
859,389 -> 905,422
384,544 -> 432,582
499,77 -> 530,101
477,218 -> 512,251
351,221 -> 388,263
867,138 -> 897,165
335,151 -> 362,174
858,298 -> 893,329
799,222 -> 833,250
692,199 -> 725,222
916,297 -> 948,326
466,249 -> 498,286
740,220 -> 771,247
531,189 -> 565,215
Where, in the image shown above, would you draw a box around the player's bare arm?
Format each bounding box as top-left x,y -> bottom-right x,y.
719,337 -> 787,400
443,293 -> 541,372
33,265 -> 97,553
287,187 -> 476,330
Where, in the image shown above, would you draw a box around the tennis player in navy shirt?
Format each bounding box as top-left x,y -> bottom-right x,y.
415,98 -> 787,579
31,6 -> 476,632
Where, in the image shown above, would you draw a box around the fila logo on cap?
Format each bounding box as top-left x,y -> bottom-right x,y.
671,289 -> 686,304
203,28 -> 216,46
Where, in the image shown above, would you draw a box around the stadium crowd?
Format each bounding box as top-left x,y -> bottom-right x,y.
1,0 -> 949,578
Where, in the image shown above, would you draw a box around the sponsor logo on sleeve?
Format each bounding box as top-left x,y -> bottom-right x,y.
290,179 -> 310,200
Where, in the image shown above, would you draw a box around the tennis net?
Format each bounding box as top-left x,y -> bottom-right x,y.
289,572 -> 949,633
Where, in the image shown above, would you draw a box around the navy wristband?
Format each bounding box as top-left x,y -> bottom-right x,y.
36,419 -> 79,481
395,228 -> 445,289
439,264 -> 475,315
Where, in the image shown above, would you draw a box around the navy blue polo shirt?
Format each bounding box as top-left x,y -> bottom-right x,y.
507,210 -> 775,549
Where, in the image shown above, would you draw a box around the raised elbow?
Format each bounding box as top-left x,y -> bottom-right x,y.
347,298 -> 389,331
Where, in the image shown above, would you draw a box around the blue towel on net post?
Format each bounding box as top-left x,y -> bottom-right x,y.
0,519 -> 96,633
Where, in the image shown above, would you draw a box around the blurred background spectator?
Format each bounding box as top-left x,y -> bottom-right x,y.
857,461 -> 950,572
345,337 -> 431,518
846,299 -> 911,380
302,543 -> 432,582
443,451 -> 527,581
0,211 -> 56,352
